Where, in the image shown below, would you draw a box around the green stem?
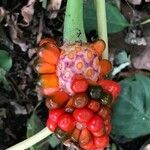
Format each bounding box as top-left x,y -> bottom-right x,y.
95,0 -> 108,59
141,18 -> 150,25
6,127 -> 52,150
63,0 -> 87,44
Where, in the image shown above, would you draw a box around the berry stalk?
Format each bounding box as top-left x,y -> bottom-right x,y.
63,0 -> 87,44
6,127 -> 52,150
95,0 -> 108,59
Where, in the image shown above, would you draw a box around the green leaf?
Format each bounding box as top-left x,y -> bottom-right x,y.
0,50 -> 12,72
48,134 -> 60,148
0,67 -> 11,90
27,113 -> 49,150
84,1 -> 129,33
112,74 -> 150,138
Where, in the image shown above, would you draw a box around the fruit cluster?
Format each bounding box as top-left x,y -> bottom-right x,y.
46,77 -> 120,150
36,38 -> 121,150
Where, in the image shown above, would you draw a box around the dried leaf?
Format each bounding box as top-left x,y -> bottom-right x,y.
6,14 -> 28,51
28,48 -> 37,58
0,7 -> 6,23
127,0 -> 142,5
0,25 -> 14,51
47,0 -> 63,19
10,102 -> 27,115
21,0 -> 36,26
132,37 -> 150,71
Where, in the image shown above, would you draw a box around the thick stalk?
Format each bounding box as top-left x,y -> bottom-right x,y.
95,0 -> 108,59
63,0 -> 87,44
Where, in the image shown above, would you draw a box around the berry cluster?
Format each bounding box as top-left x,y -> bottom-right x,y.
36,38 -> 121,150
46,75 -> 120,150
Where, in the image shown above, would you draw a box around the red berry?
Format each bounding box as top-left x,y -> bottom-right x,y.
104,115 -> 111,125
48,108 -> 64,122
88,100 -> 101,112
73,108 -> 94,123
87,115 -> 104,132
71,75 -> 88,93
80,138 -> 95,150
58,113 -> 75,132
46,119 -> 57,132
92,127 -> 106,137
98,106 -> 111,119
98,80 -> 121,100
94,135 -> 109,148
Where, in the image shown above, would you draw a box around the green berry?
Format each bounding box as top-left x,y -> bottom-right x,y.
88,85 -> 103,100
100,92 -> 112,105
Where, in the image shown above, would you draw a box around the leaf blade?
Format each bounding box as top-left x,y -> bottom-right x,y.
84,1 -> 130,34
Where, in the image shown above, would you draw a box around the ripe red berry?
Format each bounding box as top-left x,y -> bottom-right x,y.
98,80 -> 121,100
48,108 -> 64,122
92,127 -> 106,137
94,135 -> 109,148
104,115 -> 111,125
87,115 -> 104,132
71,76 -> 88,93
80,138 -> 95,149
46,119 -> 57,132
98,106 -> 111,119
58,113 -> 75,132
73,108 -> 94,123
88,100 -> 101,112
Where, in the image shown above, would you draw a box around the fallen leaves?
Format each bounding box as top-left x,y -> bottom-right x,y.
47,0 -> 63,18
132,37 -> 150,71
6,14 -> 28,51
21,0 -> 36,27
0,7 -> 6,23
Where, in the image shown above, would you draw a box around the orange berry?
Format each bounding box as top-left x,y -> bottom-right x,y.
52,91 -> 70,107
79,128 -> 92,145
36,62 -> 56,74
42,87 -> 59,96
71,128 -> 81,142
65,98 -> 75,113
99,59 -> 112,76
91,40 -> 106,55
39,38 -> 57,46
38,43 -> 60,65
40,74 -> 59,88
